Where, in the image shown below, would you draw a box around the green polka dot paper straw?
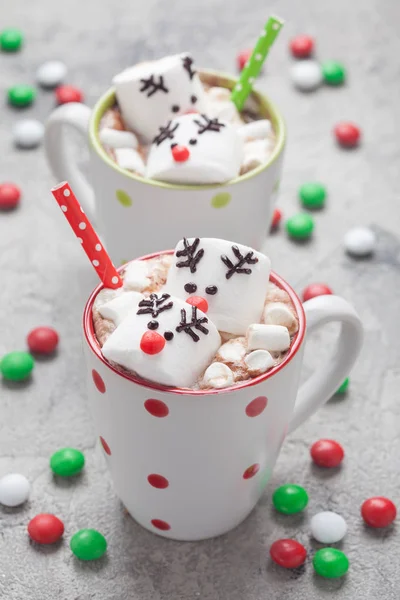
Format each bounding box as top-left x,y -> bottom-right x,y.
231,16 -> 284,112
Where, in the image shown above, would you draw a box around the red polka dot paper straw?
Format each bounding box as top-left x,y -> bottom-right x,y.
51,181 -> 123,289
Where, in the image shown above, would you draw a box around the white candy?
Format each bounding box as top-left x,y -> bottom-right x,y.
114,148 -> 145,175
244,350 -> 274,375
263,302 -> 297,334
0,473 -> 30,507
247,324 -> 290,352
102,294 -> 221,388
217,339 -> 246,362
238,119 -> 272,141
36,60 -> 67,88
344,227 -> 376,257
113,53 -> 207,142
165,238 -> 271,335
291,60 -> 323,91
146,114 -> 243,185
310,511 -> 347,543
99,127 -> 138,149
13,119 -> 44,149
123,260 -> 151,291
202,362 -> 234,388
98,291 -> 143,326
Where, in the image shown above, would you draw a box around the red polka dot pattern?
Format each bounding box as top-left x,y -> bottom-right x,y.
151,519 -> 171,531
243,463 -> 260,480
144,399 -> 169,418
100,436 -> 111,455
148,474 -> 169,489
92,369 -> 106,393
246,396 -> 268,417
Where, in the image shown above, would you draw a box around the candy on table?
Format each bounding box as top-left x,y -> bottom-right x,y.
28,514 -> 64,544
0,182 -> 21,210
334,121 -> 360,147
55,84 -> 83,104
299,182 -> 326,209
271,208 -> 282,229
8,85 -> 36,107
272,484 -> 309,515
302,283 -> 333,302
36,60 -> 67,88
361,497 -> 397,528
313,548 -> 349,578
50,448 -> 85,477
310,439 -> 344,467
344,227 -> 376,257
237,48 -> 252,71
270,539 -> 307,569
0,28 -> 23,52
244,349 -> 274,375
13,119 -> 44,149
322,60 -> 346,85
0,473 -> 30,507
286,213 -> 314,240
27,326 -> 59,354
0,351 -> 34,381
311,511 -> 347,543
247,323 -> 290,352
70,529 -> 107,560
336,377 -> 349,394
289,35 -> 314,58
290,60 -> 322,91
202,362 -> 234,388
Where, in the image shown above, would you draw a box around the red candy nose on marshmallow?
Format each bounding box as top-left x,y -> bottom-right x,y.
186,296 -> 209,313
140,331 -> 166,355
171,145 -> 190,162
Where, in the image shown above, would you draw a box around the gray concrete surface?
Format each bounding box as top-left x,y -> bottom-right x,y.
1,0 -> 399,598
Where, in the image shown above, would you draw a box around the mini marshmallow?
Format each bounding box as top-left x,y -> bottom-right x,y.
244,350 -> 274,375
206,87 -> 231,102
102,293 -> 221,388
99,127 -> 138,149
240,138 -> 273,173
205,95 -> 243,126
123,260 -> 151,291
238,119 -> 272,141
202,362 -> 234,389
113,53 -> 206,142
114,148 -> 145,175
247,324 -> 290,352
146,114 -> 243,184
216,338 -> 246,363
263,302 -> 298,335
98,291 -> 143,326
165,238 -> 271,335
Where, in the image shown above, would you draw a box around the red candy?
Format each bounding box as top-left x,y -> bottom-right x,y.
171,145 -> 190,162
361,497 -> 397,528
0,183 -> 21,210
140,331 -> 166,355
334,122 -> 361,147
28,514 -> 64,544
27,326 -> 59,354
310,439 -> 344,468
186,296 -> 209,313
290,35 -> 314,58
271,208 -> 282,229
302,283 -> 333,302
237,49 -> 252,71
55,85 -> 83,104
270,539 -> 307,569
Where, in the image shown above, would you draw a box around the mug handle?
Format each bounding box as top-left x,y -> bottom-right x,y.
45,103 -> 95,221
288,295 -> 364,433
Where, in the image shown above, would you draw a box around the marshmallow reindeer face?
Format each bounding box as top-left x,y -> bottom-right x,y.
164,238 -> 271,334
146,114 -> 243,184
101,293 -> 221,388
113,53 -> 206,142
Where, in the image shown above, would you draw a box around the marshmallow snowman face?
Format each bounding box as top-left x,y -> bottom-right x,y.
102,292 -> 221,388
164,238 -> 271,334
113,53 -> 206,142
146,114 -> 243,184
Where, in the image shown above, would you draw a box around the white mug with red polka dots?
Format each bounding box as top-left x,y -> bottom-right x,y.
82,253 -> 363,541
45,70 -> 285,266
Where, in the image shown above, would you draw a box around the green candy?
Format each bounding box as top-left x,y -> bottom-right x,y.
313,548 -> 349,578
286,213 -> 314,240
336,377 -> 349,394
299,182 -> 326,209
70,529 -> 107,561
322,61 -> 346,86
0,351 -> 34,381
50,448 -> 85,477
8,85 -> 36,107
0,28 -> 23,52
272,483 -> 308,514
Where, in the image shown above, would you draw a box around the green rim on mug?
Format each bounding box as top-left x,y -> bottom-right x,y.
89,69 -> 286,191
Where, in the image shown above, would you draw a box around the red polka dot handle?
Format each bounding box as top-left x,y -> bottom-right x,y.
51,182 -> 123,289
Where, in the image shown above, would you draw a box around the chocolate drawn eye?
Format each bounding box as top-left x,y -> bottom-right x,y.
147,320 -> 159,330
189,138 -> 197,145
172,104 -> 180,113
191,95 -> 197,104
164,331 -> 174,341
184,282 -> 197,293
205,285 -> 218,295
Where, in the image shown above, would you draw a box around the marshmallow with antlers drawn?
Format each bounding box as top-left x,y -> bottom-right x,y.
164,238 -> 271,334
113,53 -> 206,142
102,292 -> 221,388
146,114 -> 243,184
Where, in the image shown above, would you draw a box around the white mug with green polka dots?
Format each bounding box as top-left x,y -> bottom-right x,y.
82,253 -> 363,541
45,71 -> 285,266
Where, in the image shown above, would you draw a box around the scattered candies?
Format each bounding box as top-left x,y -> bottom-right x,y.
0,183 -> 21,210
322,60 -> 346,86
290,60 -> 322,91
286,213 -> 314,240
271,208 -> 282,229
313,548 -> 349,578
55,85 -> 83,104
36,60 -> 67,88
27,326 -> 59,355
302,283 -> 333,302
0,473 -> 30,507
289,35 -> 314,58
334,122 -> 360,147
361,497 -> 397,528
311,511 -> 347,543
70,528 -> 107,561
7,85 -> 36,108
0,351 -> 34,381
270,539 -> 307,569
13,119 -> 44,149
299,182 -> 326,209
50,448 -> 85,477
336,377 -> 349,394
0,28 -> 23,52
237,49 -> 252,71
28,514 -> 64,544
272,484 -> 309,515
344,227 -> 376,257
310,439 -> 344,468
